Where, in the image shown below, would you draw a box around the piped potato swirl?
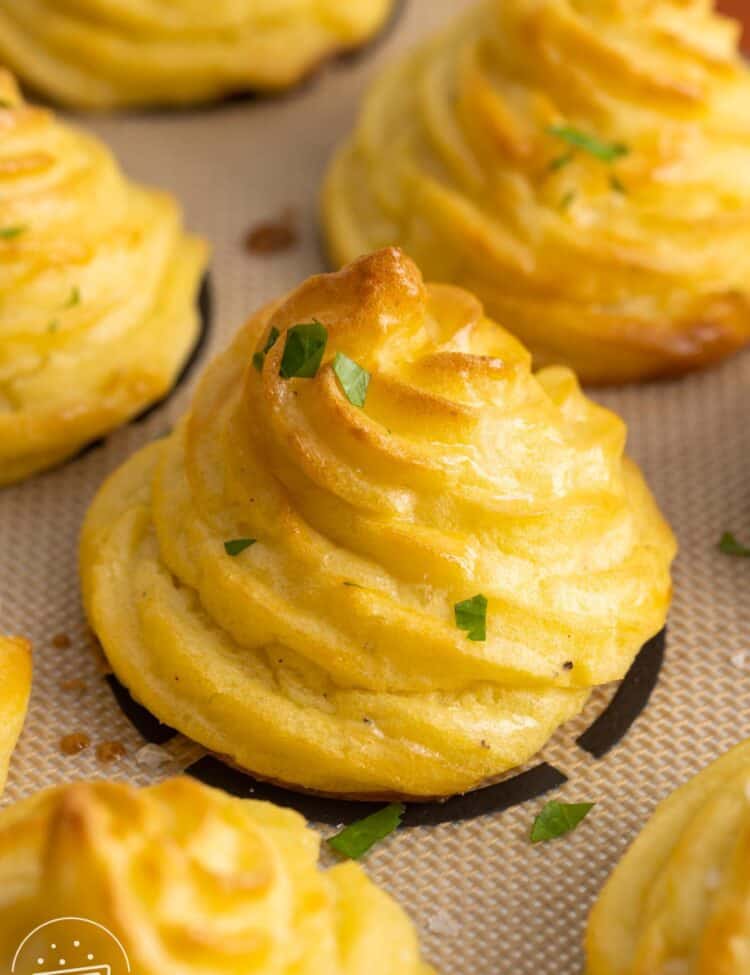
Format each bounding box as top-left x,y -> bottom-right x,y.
587,738 -> 750,975
81,248 -> 675,798
0,0 -> 394,109
324,0 -> 750,384
0,777 -> 434,974
0,71 -> 207,485
0,635 -> 31,796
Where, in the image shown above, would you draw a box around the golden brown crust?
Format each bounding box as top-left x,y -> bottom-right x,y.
81,247 -> 675,798
323,0 -> 750,384
0,71 -> 207,485
0,0 -> 395,109
0,777 -> 435,973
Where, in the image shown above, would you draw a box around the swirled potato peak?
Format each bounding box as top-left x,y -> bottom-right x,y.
324,0 -> 750,384
0,777 -> 435,974
587,738 -> 750,975
0,0 -> 395,109
0,72 -> 207,485
81,247 -> 675,798
0,635 -> 31,796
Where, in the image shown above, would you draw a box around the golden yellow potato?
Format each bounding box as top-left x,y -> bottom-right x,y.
323,0 -> 750,385
587,738 -> 750,975
0,777 -> 435,974
0,0 -> 395,109
0,636 -> 31,796
81,247 -> 675,798
0,72 -> 207,486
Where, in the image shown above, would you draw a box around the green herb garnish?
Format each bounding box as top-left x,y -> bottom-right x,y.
530,800 -> 595,843
454,594 -> 488,642
328,803 -> 405,860
719,532 -> 750,557
610,175 -> 627,195
548,126 -> 628,163
47,319 -> 59,334
253,326 -> 280,372
560,191 -> 576,211
333,352 -> 371,408
224,538 -> 256,557
64,285 -> 81,308
548,151 -> 574,172
0,225 -> 26,239
280,321 -> 328,379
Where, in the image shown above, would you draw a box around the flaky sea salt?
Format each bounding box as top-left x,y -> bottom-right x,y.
705,867 -> 722,890
135,744 -> 172,770
425,912 -> 460,938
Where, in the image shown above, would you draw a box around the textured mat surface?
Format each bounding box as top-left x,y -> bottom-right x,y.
2,2 -> 750,972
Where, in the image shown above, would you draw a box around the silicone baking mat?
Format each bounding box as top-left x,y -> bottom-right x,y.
2,2 -> 749,972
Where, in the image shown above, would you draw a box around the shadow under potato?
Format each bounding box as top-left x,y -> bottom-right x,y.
18,0 -> 408,118
105,628 -> 667,826
65,272 -> 213,466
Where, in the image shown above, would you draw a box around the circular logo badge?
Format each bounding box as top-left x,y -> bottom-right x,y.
12,918 -> 130,975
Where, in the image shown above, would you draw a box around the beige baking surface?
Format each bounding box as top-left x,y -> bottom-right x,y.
1,1 -> 750,971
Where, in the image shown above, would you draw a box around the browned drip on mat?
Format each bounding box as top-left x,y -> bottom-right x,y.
245,209 -> 298,255
96,741 -> 127,764
59,732 -> 90,755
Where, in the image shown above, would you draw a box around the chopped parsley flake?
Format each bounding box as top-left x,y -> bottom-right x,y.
224,538 -> 256,557
253,326 -> 280,372
531,800 -> 595,843
328,803 -> 405,860
64,285 -> 81,308
0,225 -> 26,239
548,126 -> 629,163
560,191 -> 576,210
333,352 -> 371,408
548,151 -> 574,172
719,532 -> 750,557
454,594 -> 488,642
280,321 -> 328,379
